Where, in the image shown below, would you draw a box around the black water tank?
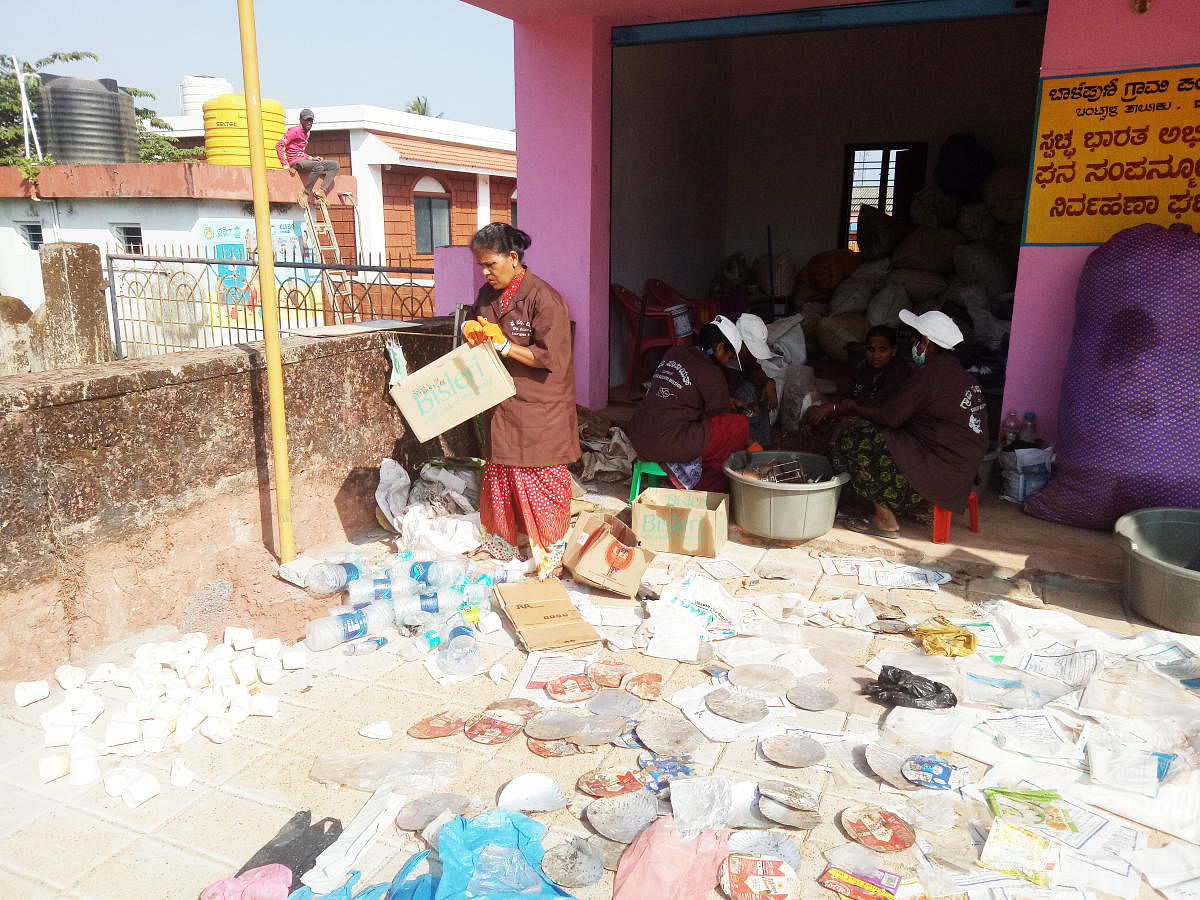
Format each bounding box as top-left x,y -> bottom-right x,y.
39,75 -> 138,164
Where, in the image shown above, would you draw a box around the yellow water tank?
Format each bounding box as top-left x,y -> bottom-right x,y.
202,94 -> 287,168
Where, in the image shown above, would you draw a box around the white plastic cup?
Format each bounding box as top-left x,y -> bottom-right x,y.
89,663 -> 118,684
152,701 -> 180,727
55,665 -> 87,691
196,693 -> 229,718
39,703 -> 74,732
224,626 -> 254,651
141,719 -> 170,753
185,667 -> 211,690
38,752 -> 71,783
121,772 -> 161,808
248,694 -> 278,717
208,643 -> 235,663
200,716 -> 234,744
170,759 -> 194,787
105,720 -> 141,747
153,642 -> 179,665
228,701 -> 251,725
104,766 -> 140,796
181,632 -> 208,653
44,723 -> 75,747
75,693 -> 106,727
479,611 -> 504,634
280,646 -> 307,670
257,658 -> 284,685
110,667 -> 132,688
115,740 -> 145,758
230,657 -> 258,686
253,638 -> 281,659
15,680 -> 50,707
222,683 -> 250,704
68,752 -> 100,786
134,643 -> 159,665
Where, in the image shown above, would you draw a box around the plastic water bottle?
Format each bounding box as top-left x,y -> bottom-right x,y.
436,614 -> 479,676
1019,411 -> 1038,444
304,603 -> 392,652
344,637 -> 388,656
305,562 -> 365,596
1001,410 -> 1022,449
411,559 -> 468,590
463,583 -> 494,614
351,570 -> 418,606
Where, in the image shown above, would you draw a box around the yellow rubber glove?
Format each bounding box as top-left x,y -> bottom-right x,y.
478,318 -> 506,348
462,320 -> 487,346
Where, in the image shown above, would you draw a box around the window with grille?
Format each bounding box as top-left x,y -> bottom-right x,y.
19,222 -> 43,250
114,224 -> 144,254
840,143 -> 927,251
414,196 -> 450,255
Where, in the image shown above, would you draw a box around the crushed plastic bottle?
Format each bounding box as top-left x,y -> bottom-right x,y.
305,603 -> 392,652
345,636 -> 389,656
304,562 -> 364,596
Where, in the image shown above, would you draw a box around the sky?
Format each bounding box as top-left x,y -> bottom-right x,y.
5,0 -> 516,130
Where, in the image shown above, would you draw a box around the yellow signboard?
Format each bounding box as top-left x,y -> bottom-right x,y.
1024,64 -> 1200,245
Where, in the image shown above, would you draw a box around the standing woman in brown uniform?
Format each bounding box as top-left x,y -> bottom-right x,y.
462,224 -> 580,579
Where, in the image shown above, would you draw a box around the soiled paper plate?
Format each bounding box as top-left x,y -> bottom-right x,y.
585,788 -> 658,843
636,716 -> 705,757
570,714 -> 628,746
525,709 -> 585,741
545,674 -> 599,703
463,708 -> 524,745
394,793 -> 471,831
637,753 -> 693,795
527,737 -> 589,758
728,663 -> 798,698
626,673 -> 663,700
486,698 -> 543,721
587,833 -> 628,871
577,768 -> 648,798
785,683 -> 838,712
757,780 -> 819,812
407,710 -> 468,739
840,805 -> 916,852
759,734 -> 826,768
705,687 -> 769,724
542,837 -> 604,888
587,689 -> 643,718
757,794 -> 822,830
498,773 -> 568,812
864,742 -> 922,792
719,853 -> 801,899
588,659 -> 635,688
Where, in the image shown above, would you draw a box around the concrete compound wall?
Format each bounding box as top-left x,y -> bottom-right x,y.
0,324 -> 479,675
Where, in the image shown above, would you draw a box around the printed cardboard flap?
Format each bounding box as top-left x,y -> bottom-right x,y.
562,512 -> 655,598
389,341 -> 515,443
632,487 -> 729,557
494,579 -> 601,651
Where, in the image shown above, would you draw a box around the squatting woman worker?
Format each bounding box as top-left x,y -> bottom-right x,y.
627,316 -> 752,494
462,223 -> 580,579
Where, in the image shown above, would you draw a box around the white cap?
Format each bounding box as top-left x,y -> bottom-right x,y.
710,315 -> 743,356
736,313 -> 774,360
899,309 -> 964,349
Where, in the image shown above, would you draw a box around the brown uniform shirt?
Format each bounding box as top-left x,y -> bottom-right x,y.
472,271 -> 580,468
627,345 -> 732,462
879,351 -> 988,514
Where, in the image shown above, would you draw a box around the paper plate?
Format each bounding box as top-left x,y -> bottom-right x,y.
585,788 -> 658,843
864,743 -> 922,792
486,697 -> 543,721
784,683 -> 838,712
626,673 -> 663,700
527,737 -> 590,758
525,709 -> 585,741
636,716 -> 705,757
757,780 -> 819,812
727,831 -> 804,872
587,834 -> 628,871
759,734 -> 826,768
901,754 -> 968,790
577,767 -> 648,797
757,794 -> 821,830
611,718 -> 644,749
588,659 -> 635,688
570,714 -> 628,746
407,710 -> 469,739
840,805 -> 916,852
498,773 -> 568,812
719,853 -> 801,899
545,674 -> 599,703
728,663 -> 797,697
587,689 -> 643,718
705,687 -> 769,723
636,753 -> 693,795
542,837 -> 604,888
463,708 -> 524,745
394,793 -> 471,831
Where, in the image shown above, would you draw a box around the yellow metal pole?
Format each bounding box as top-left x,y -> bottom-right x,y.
236,0 -> 296,562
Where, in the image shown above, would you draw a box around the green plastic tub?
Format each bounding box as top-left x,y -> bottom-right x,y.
1114,508 -> 1200,635
724,451 -> 849,541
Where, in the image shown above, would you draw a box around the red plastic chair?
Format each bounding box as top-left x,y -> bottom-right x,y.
611,283 -> 685,396
932,490 -> 980,544
644,278 -> 719,328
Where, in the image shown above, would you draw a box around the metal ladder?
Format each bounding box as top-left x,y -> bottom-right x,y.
301,194 -> 356,323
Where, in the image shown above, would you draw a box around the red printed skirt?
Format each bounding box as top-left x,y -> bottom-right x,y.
478,463 -> 573,554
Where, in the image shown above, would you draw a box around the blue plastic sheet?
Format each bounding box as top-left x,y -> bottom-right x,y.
434,811 -> 573,900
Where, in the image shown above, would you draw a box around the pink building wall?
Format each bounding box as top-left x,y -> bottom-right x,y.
1002,0 -> 1200,443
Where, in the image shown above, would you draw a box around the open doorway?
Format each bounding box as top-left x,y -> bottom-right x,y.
609,6 -> 1046,439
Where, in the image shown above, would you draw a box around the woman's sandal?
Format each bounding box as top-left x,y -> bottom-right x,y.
846,517 -> 901,539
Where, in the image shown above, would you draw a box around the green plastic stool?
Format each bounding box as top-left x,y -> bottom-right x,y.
630,460 -> 669,503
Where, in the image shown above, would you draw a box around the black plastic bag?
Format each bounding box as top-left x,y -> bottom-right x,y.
864,665 -> 957,709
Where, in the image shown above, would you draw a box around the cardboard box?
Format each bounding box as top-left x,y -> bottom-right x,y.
631,487 -> 729,557
562,512 -> 656,598
389,341 -> 515,443
493,579 -> 601,651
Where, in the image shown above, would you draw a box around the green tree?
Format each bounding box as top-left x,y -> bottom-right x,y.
0,51 -> 202,165
404,95 -> 442,118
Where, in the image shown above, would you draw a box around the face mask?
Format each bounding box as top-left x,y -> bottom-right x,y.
911,345 -> 926,366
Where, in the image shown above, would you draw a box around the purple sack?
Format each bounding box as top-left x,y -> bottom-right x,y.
1024,223 -> 1200,529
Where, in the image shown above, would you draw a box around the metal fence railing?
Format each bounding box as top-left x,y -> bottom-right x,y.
104,247 -> 435,359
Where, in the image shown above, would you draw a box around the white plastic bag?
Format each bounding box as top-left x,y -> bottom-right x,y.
375,459 -> 412,530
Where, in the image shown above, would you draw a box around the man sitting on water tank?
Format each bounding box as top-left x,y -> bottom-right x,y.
276,108 -> 339,202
